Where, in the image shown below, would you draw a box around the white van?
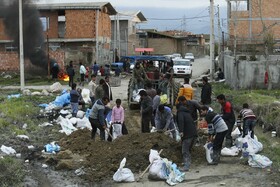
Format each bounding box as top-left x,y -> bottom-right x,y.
173,58 -> 192,77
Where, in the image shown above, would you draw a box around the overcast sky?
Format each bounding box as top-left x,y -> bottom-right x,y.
36,0 -> 228,9
35,0 -> 229,33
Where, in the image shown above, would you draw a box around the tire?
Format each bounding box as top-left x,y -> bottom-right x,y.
172,81 -> 181,107
127,78 -> 140,110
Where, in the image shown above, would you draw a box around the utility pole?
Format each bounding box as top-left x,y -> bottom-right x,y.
19,0 -> 25,90
217,5 -> 222,56
210,0 -> 215,80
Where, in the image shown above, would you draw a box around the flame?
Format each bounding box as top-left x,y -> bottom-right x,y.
58,72 -> 69,82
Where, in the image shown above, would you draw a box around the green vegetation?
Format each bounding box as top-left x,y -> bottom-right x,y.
213,83 -> 280,167
0,157 -> 25,187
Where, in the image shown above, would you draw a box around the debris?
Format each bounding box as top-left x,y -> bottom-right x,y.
7,94 -> 21,99
75,167 -> 86,176
22,89 -> 31,96
49,82 -> 63,93
16,153 -> 21,158
42,164 -> 48,168
44,142 -> 61,154
3,74 -> 12,79
39,122 -> 53,127
16,135 -> 29,140
22,123 -> 28,129
28,145 -> 35,150
0,145 -> 16,155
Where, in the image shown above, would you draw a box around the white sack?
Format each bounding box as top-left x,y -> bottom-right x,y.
113,158 -> 135,182
231,127 -> 241,139
76,110 -> 85,119
57,115 -> 77,135
204,142 -> 213,164
112,124 -> 123,140
81,88 -> 91,104
76,117 -> 92,130
221,146 -> 240,156
248,154 -> 272,168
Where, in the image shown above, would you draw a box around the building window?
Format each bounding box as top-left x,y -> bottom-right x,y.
5,43 -> 18,52
40,17 -> 49,31
231,1 -> 248,11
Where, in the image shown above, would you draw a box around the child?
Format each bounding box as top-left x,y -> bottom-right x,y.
238,103 -> 256,138
109,99 -> 128,141
70,83 -> 80,117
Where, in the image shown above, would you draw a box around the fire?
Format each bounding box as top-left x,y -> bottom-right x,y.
58,72 -> 69,82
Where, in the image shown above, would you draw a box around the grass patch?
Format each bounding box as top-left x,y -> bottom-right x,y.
0,157 -> 25,187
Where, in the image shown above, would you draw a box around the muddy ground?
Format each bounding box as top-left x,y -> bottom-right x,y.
1,57 -> 280,186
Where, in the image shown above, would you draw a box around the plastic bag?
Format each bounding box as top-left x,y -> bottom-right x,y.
242,134 -> 263,154
0,145 -> 16,155
221,146 -> 240,156
113,158 -> 135,182
57,116 -> 77,135
248,154 -> 272,168
149,150 -> 168,180
231,127 -> 241,139
81,88 -> 91,104
44,142 -> 60,153
204,142 -> 213,163
112,123 -> 123,140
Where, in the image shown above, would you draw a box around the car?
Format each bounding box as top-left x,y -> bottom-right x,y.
171,53 -> 182,59
173,58 -> 192,77
184,53 -> 194,62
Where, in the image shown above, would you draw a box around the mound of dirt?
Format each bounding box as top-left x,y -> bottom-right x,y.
59,129 -> 206,182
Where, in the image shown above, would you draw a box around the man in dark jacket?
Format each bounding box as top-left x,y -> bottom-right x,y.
217,94 -> 236,147
103,76 -> 113,101
177,96 -> 198,171
67,61 -> 75,87
139,90 -> 153,133
89,96 -> 110,140
201,105 -> 228,165
201,76 -> 212,105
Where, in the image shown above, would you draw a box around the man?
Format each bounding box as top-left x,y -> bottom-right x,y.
92,62 -> 99,76
145,81 -> 157,99
201,76 -> 212,105
176,96 -> 201,123
155,104 -> 176,138
133,62 -> 148,91
88,74 -> 97,105
139,90 -> 153,133
67,61 -> 75,87
216,94 -> 236,147
164,62 -> 174,81
89,96 -> 110,140
177,77 -> 194,101
103,76 -> 113,101
152,88 -> 162,127
95,79 -> 106,101
176,96 -> 197,171
200,105 -> 228,165
79,62 -> 87,86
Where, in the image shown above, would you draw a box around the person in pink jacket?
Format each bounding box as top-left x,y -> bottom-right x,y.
108,99 -> 128,141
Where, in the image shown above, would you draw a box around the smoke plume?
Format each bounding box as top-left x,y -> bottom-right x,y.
0,0 -> 49,70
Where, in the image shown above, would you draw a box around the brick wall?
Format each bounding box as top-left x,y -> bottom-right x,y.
40,11 -> 59,39
65,10 -> 97,38
230,0 -> 280,43
0,19 -> 11,40
0,50 -> 65,73
148,38 -> 177,55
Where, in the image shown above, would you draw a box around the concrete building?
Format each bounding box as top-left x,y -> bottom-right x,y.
227,0 -> 280,48
110,11 -> 147,59
0,1 -> 116,72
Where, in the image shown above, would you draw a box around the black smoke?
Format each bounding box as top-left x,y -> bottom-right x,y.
0,0 -> 49,71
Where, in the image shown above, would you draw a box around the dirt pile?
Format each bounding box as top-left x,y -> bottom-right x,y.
58,129 -> 206,182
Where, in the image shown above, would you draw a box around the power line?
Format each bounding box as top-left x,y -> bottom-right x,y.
146,15 -> 210,21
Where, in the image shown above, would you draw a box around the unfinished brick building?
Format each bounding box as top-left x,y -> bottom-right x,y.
227,0 -> 280,52
0,2 -> 116,73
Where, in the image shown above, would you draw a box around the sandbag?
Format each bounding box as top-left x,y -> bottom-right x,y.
248,154 -> 272,168
81,88 -> 91,104
231,127 -> 241,139
113,158 -> 135,182
242,134 -> 263,155
112,123 -> 123,140
204,142 -> 213,163
221,146 -> 240,156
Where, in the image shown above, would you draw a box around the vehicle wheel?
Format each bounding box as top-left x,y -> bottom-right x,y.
172,82 -> 181,106
127,78 -> 140,110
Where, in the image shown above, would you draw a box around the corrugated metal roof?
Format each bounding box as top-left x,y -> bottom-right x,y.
35,2 -> 117,15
